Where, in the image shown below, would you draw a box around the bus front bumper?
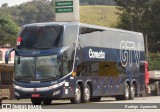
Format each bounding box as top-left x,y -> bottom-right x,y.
14,82 -> 65,99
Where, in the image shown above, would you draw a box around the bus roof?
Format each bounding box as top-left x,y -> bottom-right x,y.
79,23 -> 143,36
22,22 -> 78,27
22,22 -> 143,36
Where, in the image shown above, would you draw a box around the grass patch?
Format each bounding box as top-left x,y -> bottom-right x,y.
80,5 -> 119,27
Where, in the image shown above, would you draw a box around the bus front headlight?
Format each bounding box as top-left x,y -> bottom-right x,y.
14,84 -> 22,90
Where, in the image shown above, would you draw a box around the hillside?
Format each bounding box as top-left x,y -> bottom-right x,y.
80,6 -> 119,27
80,0 -> 115,5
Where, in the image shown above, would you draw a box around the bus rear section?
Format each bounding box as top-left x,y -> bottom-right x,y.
73,24 -> 145,102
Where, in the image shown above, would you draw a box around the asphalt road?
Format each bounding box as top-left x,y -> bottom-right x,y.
1,96 -> 160,112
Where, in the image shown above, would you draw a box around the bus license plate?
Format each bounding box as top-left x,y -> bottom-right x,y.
32,94 -> 40,97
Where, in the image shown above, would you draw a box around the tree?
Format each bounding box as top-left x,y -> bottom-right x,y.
146,0 -> 160,52
1,3 -> 8,8
114,0 -> 160,52
148,53 -> 160,70
18,3 -> 37,25
114,0 -> 150,32
8,0 -> 55,26
0,15 -> 19,47
35,0 -> 55,22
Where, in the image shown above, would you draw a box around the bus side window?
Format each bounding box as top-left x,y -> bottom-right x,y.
77,64 -> 83,76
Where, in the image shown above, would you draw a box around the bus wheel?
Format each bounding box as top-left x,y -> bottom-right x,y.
90,97 -> 101,102
31,98 -> 42,105
155,82 -> 160,96
139,90 -> 146,97
43,99 -> 52,105
129,84 -> 135,100
82,84 -> 91,103
122,83 -> 129,100
158,83 -> 160,96
70,84 -> 81,104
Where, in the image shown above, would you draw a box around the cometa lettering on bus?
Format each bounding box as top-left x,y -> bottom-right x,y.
89,49 -> 105,59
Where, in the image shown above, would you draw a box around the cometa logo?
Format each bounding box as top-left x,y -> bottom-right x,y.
89,49 -> 105,59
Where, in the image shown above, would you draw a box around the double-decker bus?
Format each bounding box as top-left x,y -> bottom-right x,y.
5,22 -> 145,105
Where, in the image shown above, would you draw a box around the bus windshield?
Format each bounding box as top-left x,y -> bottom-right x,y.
18,25 -> 63,50
15,55 -> 61,82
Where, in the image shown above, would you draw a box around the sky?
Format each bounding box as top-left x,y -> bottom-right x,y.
0,0 -> 32,6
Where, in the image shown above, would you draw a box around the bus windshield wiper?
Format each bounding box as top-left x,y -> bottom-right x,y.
37,75 -> 61,81
16,76 -> 34,81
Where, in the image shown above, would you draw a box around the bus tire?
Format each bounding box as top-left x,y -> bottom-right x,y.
70,84 -> 81,104
90,97 -> 101,102
43,99 -> 52,105
155,82 -> 160,96
122,83 -> 129,100
140,90 -> 146,97
129,84 -> 135,100
31,98 -> 42,105
81,84 -> 91,103
158,83 -> 160,96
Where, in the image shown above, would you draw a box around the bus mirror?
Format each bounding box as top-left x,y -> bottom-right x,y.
5,48 -> 15,64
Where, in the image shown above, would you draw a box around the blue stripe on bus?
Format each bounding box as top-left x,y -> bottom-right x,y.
111,77 -> 123,95
104,77 -> 112,95
93,78 -> 107,95
80,47 -> 145,64
15,48 -> 61,57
